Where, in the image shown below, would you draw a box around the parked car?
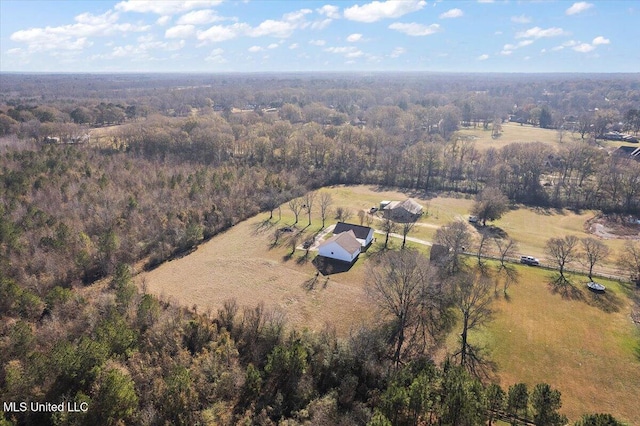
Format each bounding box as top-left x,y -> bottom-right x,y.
468,215 -> 479,223
520,255 -> 539,266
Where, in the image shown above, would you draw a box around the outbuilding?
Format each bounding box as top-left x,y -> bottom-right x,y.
383,198 -> 423,222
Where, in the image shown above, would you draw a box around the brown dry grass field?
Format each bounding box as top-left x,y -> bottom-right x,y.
453,264 -> 640,423
139,185 -> 639,422
455,122 -> 563,151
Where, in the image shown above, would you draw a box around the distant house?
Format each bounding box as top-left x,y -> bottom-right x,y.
333,222 -> 374,247
383,199 -> 423,222
43,136 -> 60,144
612,146 -> 640,161
317,230 -> 361,263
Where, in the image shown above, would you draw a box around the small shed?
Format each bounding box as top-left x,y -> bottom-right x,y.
333,222 -> 374,247
383,198 -> 423,222
318,230 -> 361,263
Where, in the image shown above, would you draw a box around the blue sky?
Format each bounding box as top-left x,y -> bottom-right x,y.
1,0 -> 638,73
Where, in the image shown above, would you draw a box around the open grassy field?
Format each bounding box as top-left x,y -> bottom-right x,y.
140,212 -> 378,336
451,263 -> 640,423
139,185 -> 639,422
455,122 -> 564,151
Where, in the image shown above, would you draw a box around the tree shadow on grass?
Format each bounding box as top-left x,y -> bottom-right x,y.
454,343 -> 498,382
584,286 -> 623,313
302,273 -> 321,291
252,218 -> 278,235
547,274 -> 584,301
296,250 -> 311,265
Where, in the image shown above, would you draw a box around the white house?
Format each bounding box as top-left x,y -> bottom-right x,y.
333,222 -> 374,247
317,230 -> 361,263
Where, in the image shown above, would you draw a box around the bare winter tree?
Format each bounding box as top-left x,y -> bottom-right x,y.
318,191 -> 332,228
494,238 -> 519,271
475,231 -> 490,267
434,221 -> 472,276
304,191 -> 316,226
366,249 -> 448,366
545,235 -> 579,284
494,237 -> 520,296
401,220 -> 416,249
381,217 -> 398,249
580,237 -> 610,280
288,197 -> 304,225
335,206 -> 353,222
618,240 -> 640,286
451,267 -> 494,377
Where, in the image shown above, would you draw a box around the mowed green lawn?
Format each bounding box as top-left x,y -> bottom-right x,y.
458,263 -> 640,423
139,185 -> 639,422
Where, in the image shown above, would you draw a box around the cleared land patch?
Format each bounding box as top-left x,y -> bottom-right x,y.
455,122 -> 563,151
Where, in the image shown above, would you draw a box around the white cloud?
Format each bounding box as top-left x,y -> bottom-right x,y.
573,43 -> 595,53
592,36 -> 610,45
344,0 -> 426,23
566,2 -> 593,15
309,39 -> 326,46
317,4 -> 340,19
511,15 -> 531,24
10,11 -> 148,53
390,47 -> 406,58
289,43 -> 299,49
439,8 -> 463,19
165,24 -> 195,38
197,23 -> 250,42
248,45 -> 263,52
177,10 -> 224,25
516,26 -> 567,39
388,22 -> 440,36
157,16 -> 171,25
267,43 -> 279,49
477,54 -> 489,60
248,20 -> 297,38
115,0 -> 222,15
284,9 -> 313,23
324,46 -> 364,58
311,19 -> 333,30
477,0 -> 494,3
205,47 -> 226,63
347,33 -> 363,42
197,9 -> 311,43
551,40 -> 579,51
500,39 -> 534,55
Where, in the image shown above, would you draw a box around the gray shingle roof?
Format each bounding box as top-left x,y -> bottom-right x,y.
333,222 -> 372,240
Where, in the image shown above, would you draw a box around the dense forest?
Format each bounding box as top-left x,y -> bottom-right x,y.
1,73 -> 639,425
